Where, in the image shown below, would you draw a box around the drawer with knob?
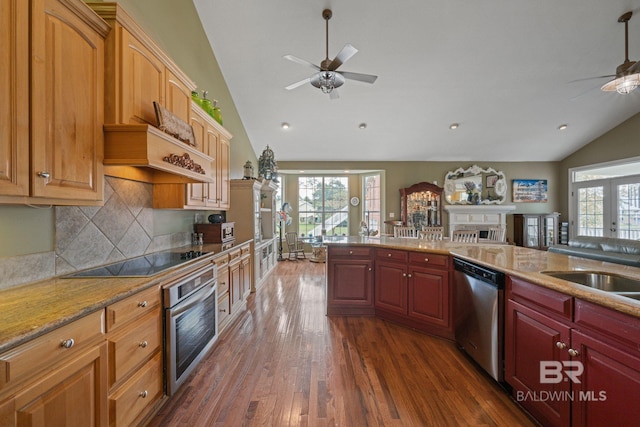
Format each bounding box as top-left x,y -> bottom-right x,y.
107,309 -> 161,389
375,248 -> 408,263
108,351 -> 163,427
408,252 -> 449,268
0,309 -> 105,392
218,292 -> 231,330
329,246 -> 372,258
106,285 -> 161,332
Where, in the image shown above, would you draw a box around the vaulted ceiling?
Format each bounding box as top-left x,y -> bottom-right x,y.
193,0 -> 640,162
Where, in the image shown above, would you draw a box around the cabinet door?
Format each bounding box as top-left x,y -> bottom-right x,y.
524,216 -> 540,248
505,299 -> 571,427
185,111 -> 208,207
205,127 -> 220,206
31,0 -> 104,201
216,136 -> 231,209
408,266 -> 449,328
229,260 -> 242,313
374,261 -> 407,315
0,0 -> 29,197
241,256 -> 252,299
327,259 -> 373,314
13,342 -> 107,427
571,330 -> 640,427
164,69 -> 191,124
541,215 -> 558,249
117,28 -> 164,125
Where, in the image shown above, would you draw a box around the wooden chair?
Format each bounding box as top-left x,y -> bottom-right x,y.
487,227 -> 506,242
418,227 -> 444,241
285,232 -> 306,260
394,226 -> 419,238
451,229 -> 479,243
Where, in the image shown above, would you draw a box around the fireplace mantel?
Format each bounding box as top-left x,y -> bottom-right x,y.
444,204 -> 516,236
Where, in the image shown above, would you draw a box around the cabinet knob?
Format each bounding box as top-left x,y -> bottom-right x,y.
349,250 -> 353,255
139,390 -> 148,398
402,273 -> 407,277
220,308 -> 227,313
568,348 -> 580,357
556,341 -> 567,350
139,341 -> 148,348
388,253 -> 392,257
368,267 -> 372,271
408,274 -> 412,278
60,339 -> 75,349
138,301 -> 147,308
37,171 -> 50,179
424,258 -> 429,262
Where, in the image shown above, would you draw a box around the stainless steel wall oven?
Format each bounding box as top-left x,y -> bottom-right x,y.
163,263 -> 218,395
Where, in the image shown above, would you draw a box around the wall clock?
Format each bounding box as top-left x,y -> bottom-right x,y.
350,196 -> 360,206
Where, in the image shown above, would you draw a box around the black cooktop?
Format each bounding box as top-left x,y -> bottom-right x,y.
65,250 -> 209,278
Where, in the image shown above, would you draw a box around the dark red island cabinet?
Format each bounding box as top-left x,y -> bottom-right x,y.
505,276 -> 640,427
374,248 -> 452,339
326,246 -> 374,316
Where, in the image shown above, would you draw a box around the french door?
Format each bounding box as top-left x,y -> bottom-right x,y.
572,175 -> 640,239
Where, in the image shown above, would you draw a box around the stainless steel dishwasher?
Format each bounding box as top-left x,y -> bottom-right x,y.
454,257 -> 505,383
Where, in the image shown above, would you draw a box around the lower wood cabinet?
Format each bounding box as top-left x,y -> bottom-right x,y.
105,286 -> 163,427
326,246 -> 374,316
0,310 -> 108,426
505,276 -> 640,427
216,242 -> 252,334
374,248 -> 452,338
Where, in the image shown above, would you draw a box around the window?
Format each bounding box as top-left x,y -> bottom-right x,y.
570,158 -> 640,240
298,176 -> 349,237
363,174 -> 381,233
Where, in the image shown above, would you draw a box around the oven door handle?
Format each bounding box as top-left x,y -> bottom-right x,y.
170,280 -> 216,316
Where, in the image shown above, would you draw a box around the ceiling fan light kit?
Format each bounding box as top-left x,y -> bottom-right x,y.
284,8 -> 378,99
600,11 -> 640,95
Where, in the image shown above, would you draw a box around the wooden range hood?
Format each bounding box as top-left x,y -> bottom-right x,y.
103,124 -> 215,184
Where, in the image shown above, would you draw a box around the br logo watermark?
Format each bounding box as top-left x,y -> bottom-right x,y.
540,361 -> 583,384
515,361 -> 607,402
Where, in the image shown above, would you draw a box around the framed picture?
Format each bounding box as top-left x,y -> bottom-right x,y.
512,179 -> 548,203
486,174 -> 498,188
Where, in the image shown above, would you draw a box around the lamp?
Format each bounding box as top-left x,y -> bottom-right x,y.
310,71 -> 345,94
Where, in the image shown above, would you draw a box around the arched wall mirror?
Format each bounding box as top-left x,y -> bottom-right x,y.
444,165 -> 507,205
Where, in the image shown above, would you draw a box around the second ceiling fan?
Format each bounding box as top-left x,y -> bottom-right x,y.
284,9 -> 378,99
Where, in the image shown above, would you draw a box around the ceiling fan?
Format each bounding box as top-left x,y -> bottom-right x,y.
283,9 -> 378,99
594,11 -> 640,94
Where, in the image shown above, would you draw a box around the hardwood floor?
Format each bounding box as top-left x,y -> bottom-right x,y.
148,260 -> 535,426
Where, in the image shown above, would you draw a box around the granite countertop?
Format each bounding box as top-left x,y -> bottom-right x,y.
0,241 -> 251,354
324,236 -> 640,318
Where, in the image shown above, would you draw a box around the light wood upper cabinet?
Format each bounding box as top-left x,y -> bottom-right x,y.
112,27 -> 165,125
165,69 -> 192,124
153,103 -> 232,209
31,0 -> 105,201
0,0 -> 108,205
0,0 -> 29,197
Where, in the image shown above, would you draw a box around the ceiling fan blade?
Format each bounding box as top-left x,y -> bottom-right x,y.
329,89 -> 340,100
284,55 -> 321,71
567,75 -> 616,83
285,77 -> 311,90
339,71 -> 378,84
327,44 -> 358,71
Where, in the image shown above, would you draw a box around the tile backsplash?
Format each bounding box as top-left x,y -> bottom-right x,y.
0,176 -> 191,289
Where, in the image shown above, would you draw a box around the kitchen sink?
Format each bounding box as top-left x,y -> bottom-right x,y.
542,271 -> 640,299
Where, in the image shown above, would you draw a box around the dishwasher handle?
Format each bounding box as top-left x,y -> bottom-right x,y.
454,258 -> 505,287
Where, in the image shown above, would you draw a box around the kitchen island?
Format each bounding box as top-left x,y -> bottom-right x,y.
324,236 -> 640,427
323,235 -> 640,318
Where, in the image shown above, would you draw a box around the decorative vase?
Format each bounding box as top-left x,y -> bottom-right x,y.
212,100 -> 223,126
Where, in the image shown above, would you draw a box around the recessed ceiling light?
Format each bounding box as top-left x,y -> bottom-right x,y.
299,170 -> 305,173
449,123 -> 459,130
344,170 -> 350,173
281,122 -> 290,129
359,123 -> 367,129
558,124 -> 568,130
